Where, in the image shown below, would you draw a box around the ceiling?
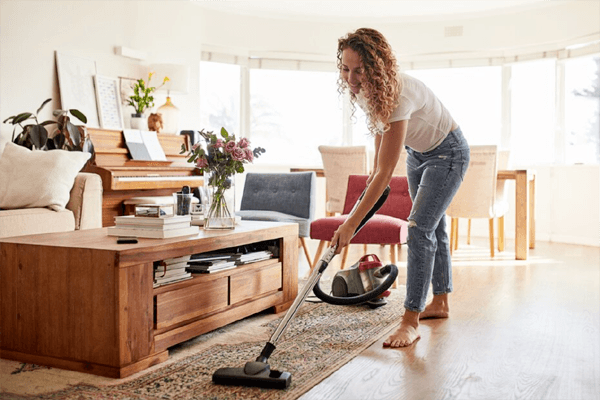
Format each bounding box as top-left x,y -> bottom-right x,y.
191,0 -> 556,23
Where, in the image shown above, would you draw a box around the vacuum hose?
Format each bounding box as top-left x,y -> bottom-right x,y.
312,264 -> 399,305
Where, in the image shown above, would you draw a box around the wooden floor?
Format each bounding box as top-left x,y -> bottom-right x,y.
297,238 -> 600,400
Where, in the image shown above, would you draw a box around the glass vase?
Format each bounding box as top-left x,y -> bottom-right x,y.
204,171 -> 235,230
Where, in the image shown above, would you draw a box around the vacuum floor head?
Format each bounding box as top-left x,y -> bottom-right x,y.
212,361 -> 291,389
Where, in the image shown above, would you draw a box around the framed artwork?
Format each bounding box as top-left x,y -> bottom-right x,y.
55,52 -> 100,128
119,76 -> 137,108
94,76 -> 124,130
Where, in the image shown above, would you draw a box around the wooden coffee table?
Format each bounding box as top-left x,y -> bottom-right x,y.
0,221 -> 298,378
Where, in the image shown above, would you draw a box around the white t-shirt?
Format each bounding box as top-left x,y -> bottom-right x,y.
358,73 -> 456,153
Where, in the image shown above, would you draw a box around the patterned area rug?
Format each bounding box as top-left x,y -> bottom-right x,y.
2,288 -> 405,400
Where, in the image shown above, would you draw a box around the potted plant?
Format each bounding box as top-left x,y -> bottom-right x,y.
126,72 -> 169,130
3,98 -> 93,154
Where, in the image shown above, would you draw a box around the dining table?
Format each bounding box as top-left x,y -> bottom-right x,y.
291,167 -> 536,261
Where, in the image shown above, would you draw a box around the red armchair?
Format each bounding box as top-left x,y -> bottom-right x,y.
310,175 -> 412,272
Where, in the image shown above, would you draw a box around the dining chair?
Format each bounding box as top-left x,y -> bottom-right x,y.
446,145 -> 508,257
393,150 -> 409,176
237,171 -> 317,269
367,148 -> 407,176
310,174 -> 412,276
318,145 -> 368,216
465,150 -> 510,250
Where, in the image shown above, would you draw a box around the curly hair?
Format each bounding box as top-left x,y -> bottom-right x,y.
337,28 -> 400,135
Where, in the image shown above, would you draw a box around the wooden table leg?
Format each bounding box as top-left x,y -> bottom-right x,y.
515,170 -> 530,260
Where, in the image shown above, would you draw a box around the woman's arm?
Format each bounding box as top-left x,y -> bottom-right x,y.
331,119 -> 407,254
367,133 -> 382,185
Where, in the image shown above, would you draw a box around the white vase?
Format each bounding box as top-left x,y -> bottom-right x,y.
130,114 -> 148,130
204,171 -> 235,230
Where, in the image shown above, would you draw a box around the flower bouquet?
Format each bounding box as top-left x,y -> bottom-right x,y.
182,127 -> 265,229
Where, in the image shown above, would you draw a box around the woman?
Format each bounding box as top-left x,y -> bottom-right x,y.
331,28 -> 470,347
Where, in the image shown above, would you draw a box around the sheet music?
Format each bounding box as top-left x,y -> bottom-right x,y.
122,129 -> 167,161
123,129 -> 152,160
141,130 -> 167,161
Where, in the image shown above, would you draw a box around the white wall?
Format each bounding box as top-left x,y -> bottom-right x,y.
1,0 -> 598,247
0,0 -> 204,151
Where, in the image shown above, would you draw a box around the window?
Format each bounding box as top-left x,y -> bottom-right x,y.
249,69 -> 342,166
564,55 -> 600,164
406,66 -> 502,146
510,59 -> 556,165
199,61 -> 241,135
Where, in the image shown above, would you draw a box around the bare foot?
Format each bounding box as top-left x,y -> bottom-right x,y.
420,293 -> 449,320
383,310 -> 420,348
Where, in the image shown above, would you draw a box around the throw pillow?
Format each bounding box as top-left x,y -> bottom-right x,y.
0,142 -> 91,211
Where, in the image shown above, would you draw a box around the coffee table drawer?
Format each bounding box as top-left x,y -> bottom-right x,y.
230,262 -> 282,305
155,277 -> 228,330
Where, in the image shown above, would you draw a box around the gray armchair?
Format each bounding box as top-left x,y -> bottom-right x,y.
237,172 -> 317,268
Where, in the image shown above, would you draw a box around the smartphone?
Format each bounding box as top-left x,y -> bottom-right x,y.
117,236 -> 138,244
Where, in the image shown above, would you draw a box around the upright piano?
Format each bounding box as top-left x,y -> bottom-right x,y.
84,128 -> 203,227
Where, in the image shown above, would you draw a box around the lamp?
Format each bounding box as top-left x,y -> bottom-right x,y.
150,63 -> 189,135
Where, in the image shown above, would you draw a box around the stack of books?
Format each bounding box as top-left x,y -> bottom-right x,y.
186,253 -> 237,274
107,215 -> 199,239
154,255 -> 192,287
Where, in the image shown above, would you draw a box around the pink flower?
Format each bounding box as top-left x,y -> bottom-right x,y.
231,148 -> 245,161
213,139 -> 224,148
244,148 -> 254,162
195,157 -> 208,168
238,137 -> 250,149
191,143 -> 200,151
224,140 -> 237,153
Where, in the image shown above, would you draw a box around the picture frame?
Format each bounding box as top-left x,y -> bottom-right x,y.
94,75 -> 124,130
119,76 -> 137,108
55,52 -> 100,128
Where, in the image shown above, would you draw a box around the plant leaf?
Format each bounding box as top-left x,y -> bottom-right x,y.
46,139 -> 56,150
220,127 -> 229,139
69,109 -> 87,124
66,121 -> 80,147
82,137 -> 95,154
40,120 -> 57,126
53,132 -> 66,149
30,125 -> 48,149
13,112 -> 33,125
36,98 -> 52,115
3,116 -> 15,124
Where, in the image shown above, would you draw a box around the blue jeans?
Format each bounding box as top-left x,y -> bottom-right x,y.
403,127 -> 470,313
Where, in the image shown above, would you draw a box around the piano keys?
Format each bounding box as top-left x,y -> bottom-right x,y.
83,128 -> 203,227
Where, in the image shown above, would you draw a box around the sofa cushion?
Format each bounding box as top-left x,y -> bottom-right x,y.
0,208 -> 75,238
0,142 -> 90,211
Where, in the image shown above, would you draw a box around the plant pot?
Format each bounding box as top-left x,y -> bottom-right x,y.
130,114 -> 148,130
204,171 -> 235,230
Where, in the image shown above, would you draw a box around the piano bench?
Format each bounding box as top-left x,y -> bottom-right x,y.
123,195 -> 199,215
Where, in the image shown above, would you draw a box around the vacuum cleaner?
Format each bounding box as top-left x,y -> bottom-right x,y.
212,185 -> 398,389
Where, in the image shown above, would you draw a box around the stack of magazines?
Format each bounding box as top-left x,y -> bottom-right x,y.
185,249 -> 274,274
154,255 -> 192,287
107,215 -> 199,239
186,253 -> 237,274
232,250 -> 273,265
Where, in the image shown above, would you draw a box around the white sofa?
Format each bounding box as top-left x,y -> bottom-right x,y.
0,172 -> 103,238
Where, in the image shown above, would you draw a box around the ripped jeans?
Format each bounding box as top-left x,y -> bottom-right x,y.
403,127 -> 470,313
